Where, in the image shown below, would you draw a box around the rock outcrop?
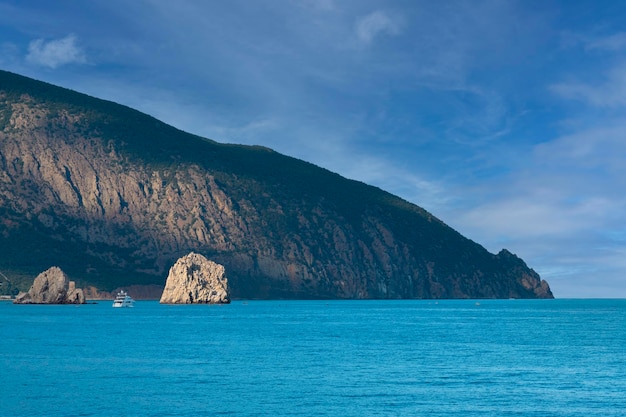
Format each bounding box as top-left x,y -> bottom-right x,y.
13,267 -> 85,304
160,253 -> 230,304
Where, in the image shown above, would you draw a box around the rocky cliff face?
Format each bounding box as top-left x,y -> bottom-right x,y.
160,252 -> 230,304
14,266 -> 85,304
0,70 -> 553,299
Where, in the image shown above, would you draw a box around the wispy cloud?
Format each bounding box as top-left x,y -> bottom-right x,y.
552,31 -> 626,108
26,34 -> 86,69
459,195 -> 615,240
585,32 -> 626,51
550,63 -> 626,108
534,124 -> 626,173
355,11 -> 401,45
563,31 -> 626,52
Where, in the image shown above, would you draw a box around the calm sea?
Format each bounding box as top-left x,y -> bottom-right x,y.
1,299 -> 625,416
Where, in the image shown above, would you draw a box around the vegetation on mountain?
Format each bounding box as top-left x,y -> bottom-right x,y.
0,69 -> 552,299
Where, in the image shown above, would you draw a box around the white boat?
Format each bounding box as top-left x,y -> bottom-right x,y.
112,290 -> 135,308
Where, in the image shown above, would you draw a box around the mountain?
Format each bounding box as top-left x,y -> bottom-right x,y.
0,70 -> 552,299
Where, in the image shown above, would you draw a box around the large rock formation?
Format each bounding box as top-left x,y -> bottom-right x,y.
13,267 -> 85,304
160,253 -> 230,304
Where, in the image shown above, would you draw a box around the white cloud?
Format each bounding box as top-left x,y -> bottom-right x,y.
460,196 -> 614,240
583,32 -> 626,51
26,34 -> 86,69
550,67 -> 626,108
355,11 -> 401,44
534,124 -> 626,173
551,33 -> 626,108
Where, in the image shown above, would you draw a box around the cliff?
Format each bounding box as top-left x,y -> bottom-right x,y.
0,70 -> 552,299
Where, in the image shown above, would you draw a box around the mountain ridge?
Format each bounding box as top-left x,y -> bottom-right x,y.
0,69 -> 552,299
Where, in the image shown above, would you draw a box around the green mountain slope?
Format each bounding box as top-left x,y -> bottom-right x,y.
0,70 -> 552,299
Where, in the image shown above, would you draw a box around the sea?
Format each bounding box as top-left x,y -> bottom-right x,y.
1,299 -> 625,416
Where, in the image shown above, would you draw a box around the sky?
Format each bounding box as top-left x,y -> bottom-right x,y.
1,0 -> 626,298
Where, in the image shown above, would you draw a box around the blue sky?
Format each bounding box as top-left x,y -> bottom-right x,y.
2,0 -> 626,297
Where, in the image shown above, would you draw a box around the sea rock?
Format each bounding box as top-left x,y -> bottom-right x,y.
13,266 -> 85,304
160,252 -> 230,304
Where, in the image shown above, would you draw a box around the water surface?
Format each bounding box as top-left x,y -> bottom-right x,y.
1,299 -> 625,416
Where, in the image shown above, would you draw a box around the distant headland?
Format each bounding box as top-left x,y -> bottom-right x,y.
0,70 -> 552,300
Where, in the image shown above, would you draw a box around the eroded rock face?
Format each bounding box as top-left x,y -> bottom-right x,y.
13,266 -> 85,304
160,253 -> 230,304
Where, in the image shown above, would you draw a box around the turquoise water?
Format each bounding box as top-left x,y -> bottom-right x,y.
1,299 -> 625,416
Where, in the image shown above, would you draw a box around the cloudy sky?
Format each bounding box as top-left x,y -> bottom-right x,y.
2,0 -> 626,297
